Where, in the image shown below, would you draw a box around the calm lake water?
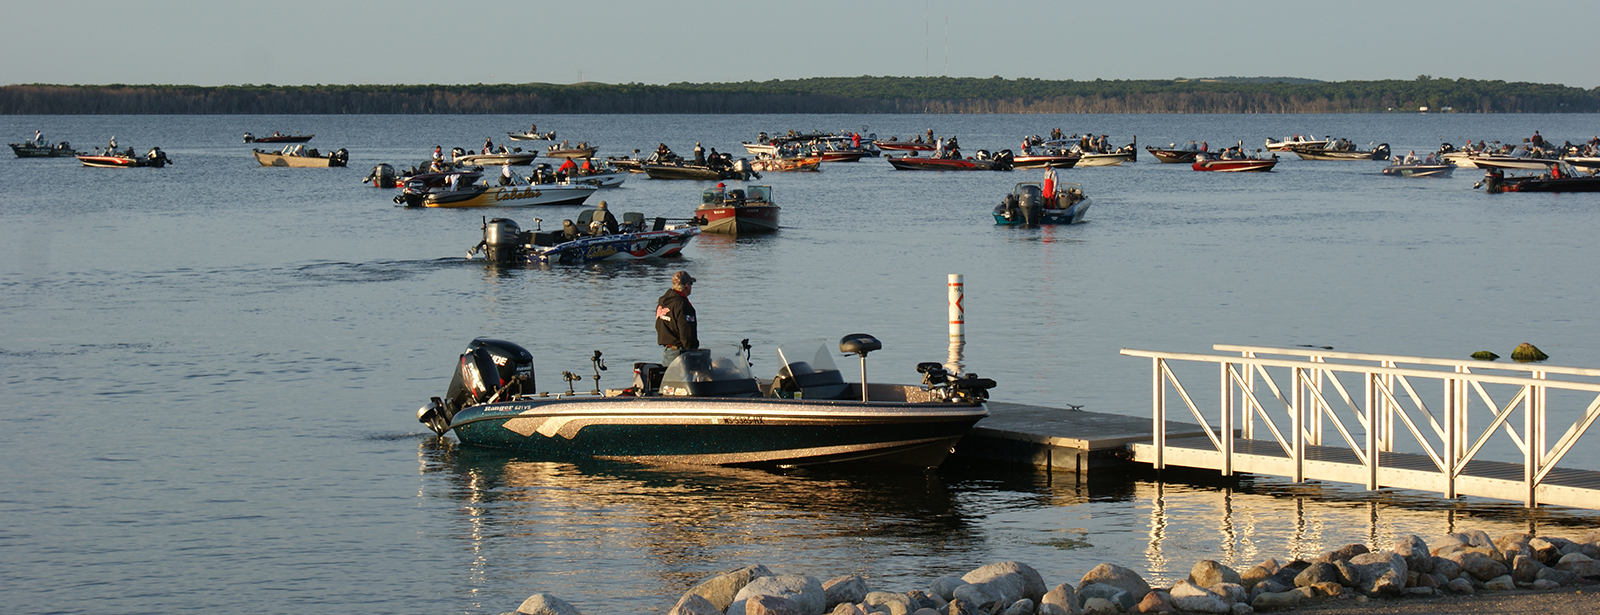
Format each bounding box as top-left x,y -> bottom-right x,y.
3,113 -> 1599,615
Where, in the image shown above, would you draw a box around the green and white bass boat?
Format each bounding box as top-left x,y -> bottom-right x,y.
416,335 -> 995,469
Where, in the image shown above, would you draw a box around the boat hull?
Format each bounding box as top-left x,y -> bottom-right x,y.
421,184 -> 598,208
253,150 -> 347,168
10,143 -> 80,158
1470,156 -> 1558,171
527,226 -> 699,264
77,154 -> 166,168
874,141 -> 934,152
750,156 -> 822,172
643,164 -> 746,180
1011,155 -> 1080,169
1483,173 -> 1600,193
1291,145 -> 1389,161
1146,148 -> 1199,163
1074,152 -> 1134,166
567,171 -> 628,188
246,134 -> 313,143
546,147 -> 599,159
447,396 -> 986,468
1192,159 -> 1278,172
886,156 -> 1007,171
993,200 -> 1091,225
696,204 -> 780,234
1382,164 -> 1454,178
455,152 -> 540,166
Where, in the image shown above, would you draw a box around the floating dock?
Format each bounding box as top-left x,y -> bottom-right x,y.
953,402 -> 1208,475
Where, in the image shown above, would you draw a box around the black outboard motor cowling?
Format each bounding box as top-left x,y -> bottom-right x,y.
421,338 -> 534,435
483,218 -> 522,263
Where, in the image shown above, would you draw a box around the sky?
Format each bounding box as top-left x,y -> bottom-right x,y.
8,0 -> 1598,89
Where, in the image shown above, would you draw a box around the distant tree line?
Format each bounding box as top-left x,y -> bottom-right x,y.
2,76 -> 1595,114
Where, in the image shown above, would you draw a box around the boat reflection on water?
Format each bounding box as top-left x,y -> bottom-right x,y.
415,439 -> 1600,613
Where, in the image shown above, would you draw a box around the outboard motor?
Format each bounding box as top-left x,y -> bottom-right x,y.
481,217 -> 522,263
997,193 -> 1021,222
1373,144 -> 1391,161
1018,184 -> 1043,225
994,149 -> 1015,170
418,338 -> 535,435
367,163 -> 397,188
331,148 -> 350,167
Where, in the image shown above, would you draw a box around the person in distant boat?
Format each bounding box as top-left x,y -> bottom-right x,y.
432,145 -> 443,162
529,123 -> 537,135
499,162 -> 513,186
693,142 -> 705,166
1531,131 -> 1544,148
580,158 -> 594,174
1200,141 -> 1209,152
851,132 -> 861,148
33,130 -> 41,145
655,271 -> 699,366
482,137 -> 493,155
108,135 -> 117,153
934,138 -> 945,159
1403,150 -> 1418,165
557,156 -> 577,179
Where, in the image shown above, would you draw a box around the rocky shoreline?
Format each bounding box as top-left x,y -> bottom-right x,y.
499,528 -> 1600,615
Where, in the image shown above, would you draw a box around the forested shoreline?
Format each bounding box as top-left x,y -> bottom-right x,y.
3,76 -> 1595,114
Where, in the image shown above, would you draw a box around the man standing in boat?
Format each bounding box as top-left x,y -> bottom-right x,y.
656,271 -> 698,366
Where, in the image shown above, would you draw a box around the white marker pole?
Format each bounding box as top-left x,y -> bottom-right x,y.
947,274 -> 965,373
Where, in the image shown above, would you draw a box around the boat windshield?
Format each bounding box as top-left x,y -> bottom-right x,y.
659,346 -> 759,397
745,185 -> 772,203
773,341 -> 847,399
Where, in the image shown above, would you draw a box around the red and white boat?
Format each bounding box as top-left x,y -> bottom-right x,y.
77,147 -> 173,168
1192,152 -> 1278,172
694,185 -> 780,234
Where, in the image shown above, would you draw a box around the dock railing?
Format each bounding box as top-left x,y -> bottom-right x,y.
1119,345 -> 1600,508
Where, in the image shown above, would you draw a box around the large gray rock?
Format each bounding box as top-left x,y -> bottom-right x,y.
1347,551 -> 1407,596
1453,550 -> 1509,581
1529,537 -> 1567,565
1168,581 -> 1229,613
1208,583 -> 1247,606
1483,575 -> 1516,591
1511,554 -> 1546,583
1229,603 -> 1254,615
863,591 -> 914,615
747,595 -> 802,615
517,594 -> 583,615
906,590 -> 944,611
1556,552 -> 1600,578
998,599 -> 1034,615
831,605 -> 868,615
1247,579 -> 1289,604
1249,591 -> 1300,610
1431,556 -> 1462,580
929,577 -> 969,602
671,594 -> 725,615
1443,578 -> 1474,594
1074,583 -> 1132,611
951,583 -> 1003,614
1078,563 -> 1151,602
962,562 -> 1048,605
1292,562 -> 1341,588
1133,590 -> 1173,614
689,565 -> 775,613
1040,583 -> 1079,615
1080,598 -> 1117,615
1189,560 -> 1242,588
1263,562 -> 1309,589
1320,543 -> 1370,563
823,576 -> 869,610
733,575 -> 825,615
1392,534 -> 1433,574
1537,567 -> 1581,585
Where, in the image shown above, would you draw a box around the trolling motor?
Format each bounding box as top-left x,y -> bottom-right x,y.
916,363 -> 997,403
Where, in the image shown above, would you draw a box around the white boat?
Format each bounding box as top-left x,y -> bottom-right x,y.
394,171 -> 597,208
1469,155 -> 1563,171
1265,135 -> 1328,151
455,151 -> 540,166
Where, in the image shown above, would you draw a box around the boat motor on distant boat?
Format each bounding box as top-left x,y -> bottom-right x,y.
466,212 -> 699,265
414,334 -> 995,468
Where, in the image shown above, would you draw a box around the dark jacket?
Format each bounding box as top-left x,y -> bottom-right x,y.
655,289 -> 697,349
